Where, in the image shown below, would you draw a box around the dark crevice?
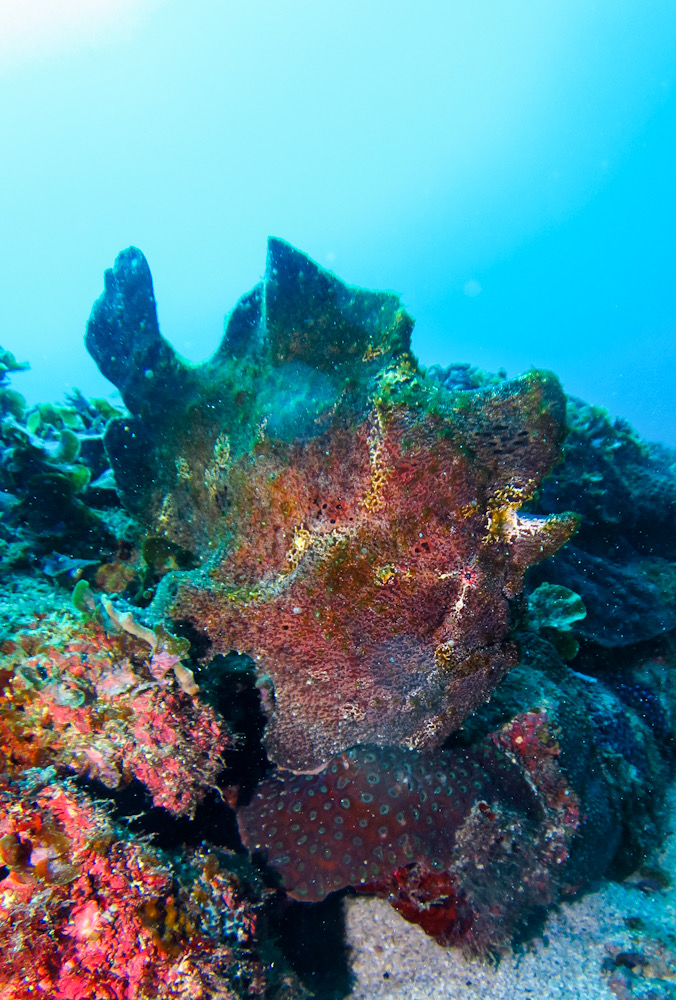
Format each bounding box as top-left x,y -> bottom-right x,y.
197,650 -> 274,804
269,891 -> 354,1000
72,775 -> 242,852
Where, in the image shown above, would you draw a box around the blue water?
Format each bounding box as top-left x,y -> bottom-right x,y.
1,0 -> 675,447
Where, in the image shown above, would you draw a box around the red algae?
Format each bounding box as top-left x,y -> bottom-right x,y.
0,775 -> 284,999
0,608 -> 229,817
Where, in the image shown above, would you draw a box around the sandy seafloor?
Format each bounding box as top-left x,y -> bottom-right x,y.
345,786 -> 676,999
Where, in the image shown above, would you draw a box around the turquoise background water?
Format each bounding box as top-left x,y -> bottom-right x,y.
1,0 -> 674,444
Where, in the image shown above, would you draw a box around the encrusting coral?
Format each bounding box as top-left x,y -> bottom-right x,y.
85,239 -> 577,772
0,770 -> 301,1000
0,596 -> 227,817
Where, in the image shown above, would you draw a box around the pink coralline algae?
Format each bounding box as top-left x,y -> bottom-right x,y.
0,606 -> 229,816
239,709 -> 580,951
0,774 -> 284,1000
85,239 -> 578,771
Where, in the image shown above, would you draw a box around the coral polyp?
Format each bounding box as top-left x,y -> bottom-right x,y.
86,239 -> 577,771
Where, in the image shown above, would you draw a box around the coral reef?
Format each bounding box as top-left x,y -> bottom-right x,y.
239,631 -> 675,952
81,241 -> 675,962
1,241 -> 675,992
0,356 -> 128,567
0,770 -> 301,999
0,597 -> 228,817
530,396 -> 676,646
0,338 -> 309,999
85,241 -> 577,771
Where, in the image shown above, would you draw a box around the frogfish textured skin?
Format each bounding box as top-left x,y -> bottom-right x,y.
86,239 -> 577,771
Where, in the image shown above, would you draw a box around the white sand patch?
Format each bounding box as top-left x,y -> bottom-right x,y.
346,786 -> 676,999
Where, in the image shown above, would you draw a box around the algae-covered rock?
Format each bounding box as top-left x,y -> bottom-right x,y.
528,582 -> 587,632
528,581 -> 587,658
86,240 -> 577,771
531,398 -> 676,646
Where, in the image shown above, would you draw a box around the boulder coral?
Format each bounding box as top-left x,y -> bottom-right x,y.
86,240 -> 577,772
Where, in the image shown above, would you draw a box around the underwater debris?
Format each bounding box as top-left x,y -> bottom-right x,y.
85,239 -> 577,771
